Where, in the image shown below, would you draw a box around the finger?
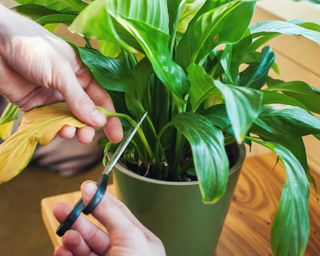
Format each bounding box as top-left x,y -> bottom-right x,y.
0,57 -> 64,110
76,66 -> 123,143
81,181 -> 156,241
59,126 -> 76,139
62,230 -> 96,256
76,126 -> 95,144
86,82 -> 123,144
81,181 -> 161,243
55,63 -> 106,128
81,182 -> 132,231
53,203 -> 110,255
54,245 -> 73,256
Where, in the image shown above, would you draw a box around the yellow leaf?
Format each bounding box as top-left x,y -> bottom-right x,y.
0,121 -> 15,140
0,102 -> 85,183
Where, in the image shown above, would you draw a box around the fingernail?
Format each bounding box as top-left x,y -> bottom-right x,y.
84,182 -> 97,197
90,109 -> 106,126
114,128 -> 124,142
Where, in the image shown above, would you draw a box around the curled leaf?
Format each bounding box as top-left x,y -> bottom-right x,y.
0,102 -> 85,183
0,122 -> 15,140
0,103 -> 20,140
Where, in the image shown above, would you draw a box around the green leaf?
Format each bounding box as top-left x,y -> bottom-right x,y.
242,51 -> 280,74
176,0 -> 206,33
214,80 -> 263,143
266,80 -> 320,114
249,20 -> 320,51
251,125 -> 317,193
239,46 -> 275,89
220,36 -> 252,83
187,64 -> 219,111
187,64 -> 262,142
77,47 -> 132,92
187,0 -> 235,22
171,112 -> 229,203
115,18 -> 188,100
167,0 -> 186,33
262,91 -> 308,110
124,93 -> 145,120
167,0 -> 187,53
15,4 -> 75,26
315,133 -> 320,140
15,4 -> 58,19
72,0 -> 188,101
176,0 -> 255,69
16,0 -> 86,13
298,21 -> 320,32
0,103 -> 20,125
44,23 -> 59,32
98,40 -> 121,58
37,13 -> 76,25
253,100 -> 320,173
70,0 -> 133,51
254,106 -> 320,137
203,104 -> 230,130
250,19 -> 320,51
250,20 -> 320,45
247,137 -> 309,256
132,58 -> 153,101
107,0 -> 169,33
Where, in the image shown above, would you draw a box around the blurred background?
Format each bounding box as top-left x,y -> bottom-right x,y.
0,0 -> 320,255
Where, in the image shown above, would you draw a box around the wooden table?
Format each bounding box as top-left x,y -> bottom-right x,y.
41,154 -> 320,255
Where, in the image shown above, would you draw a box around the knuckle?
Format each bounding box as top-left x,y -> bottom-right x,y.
78,95 -> 94,109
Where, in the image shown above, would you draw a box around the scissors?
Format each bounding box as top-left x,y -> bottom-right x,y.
56,112 -> 148,237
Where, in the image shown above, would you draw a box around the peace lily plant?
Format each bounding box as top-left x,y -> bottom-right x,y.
1,0 -> 320,255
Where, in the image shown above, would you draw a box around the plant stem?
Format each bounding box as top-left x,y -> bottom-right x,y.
209,62 -> 219,77
179,157 -> 193,174
172,131 -> 184,175
98,109 -> 154,159
158,87 -> 170,133
155,123 -> 171,179
122,49 -> 137,69
154,76 -> 160,130
84,37 -> 93,48
172,103 -> 187,176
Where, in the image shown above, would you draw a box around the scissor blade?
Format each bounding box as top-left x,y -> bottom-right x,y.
103,112 -> 148,175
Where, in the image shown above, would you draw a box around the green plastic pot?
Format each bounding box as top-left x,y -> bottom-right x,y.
113,144 -> 246,256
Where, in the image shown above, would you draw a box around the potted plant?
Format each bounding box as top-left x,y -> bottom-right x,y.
1,0 -> 320,255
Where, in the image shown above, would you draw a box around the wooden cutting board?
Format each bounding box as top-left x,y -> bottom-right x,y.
41,153 -> 320,255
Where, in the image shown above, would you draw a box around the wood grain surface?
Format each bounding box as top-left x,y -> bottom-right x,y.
41,154 -> 320,255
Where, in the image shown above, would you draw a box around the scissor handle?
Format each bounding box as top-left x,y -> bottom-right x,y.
56,174 -> 109,237
56,199 -> 84,237
83,174 -> 109,214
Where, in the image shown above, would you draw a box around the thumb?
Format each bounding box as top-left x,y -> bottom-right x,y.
81,182 -> 138,233
56,64 -> 106,128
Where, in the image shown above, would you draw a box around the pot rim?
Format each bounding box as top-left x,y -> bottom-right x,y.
115,143 -> 246,186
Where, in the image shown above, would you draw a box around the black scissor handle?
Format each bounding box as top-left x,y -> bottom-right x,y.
83,174 -> 109,214
56,174 -> 109,237
56,199 -> 84,237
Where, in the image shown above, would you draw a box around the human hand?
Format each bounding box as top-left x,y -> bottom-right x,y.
53,181 -> 166,256
0,5 -> 123,144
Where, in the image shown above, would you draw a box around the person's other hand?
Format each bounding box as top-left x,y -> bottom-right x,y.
53,181 -> 166,256
0,5 -> 123,144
